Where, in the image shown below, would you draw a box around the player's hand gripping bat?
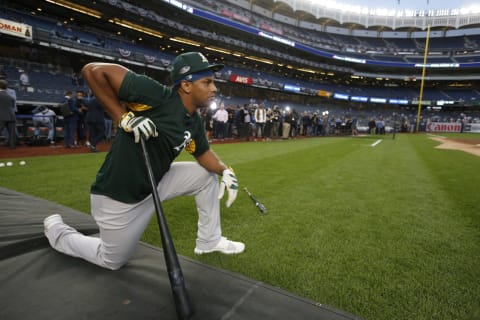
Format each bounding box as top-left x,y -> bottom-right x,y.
243,187 -> 268,214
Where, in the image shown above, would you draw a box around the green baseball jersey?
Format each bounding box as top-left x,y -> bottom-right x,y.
91,71 -> 210,203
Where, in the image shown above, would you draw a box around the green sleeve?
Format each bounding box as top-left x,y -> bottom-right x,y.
118,71 -> 172,106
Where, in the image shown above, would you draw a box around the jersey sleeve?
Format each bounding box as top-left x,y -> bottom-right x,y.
118,71 -> 171,108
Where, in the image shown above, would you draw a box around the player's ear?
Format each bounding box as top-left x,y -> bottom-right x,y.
179,80 -> 192,94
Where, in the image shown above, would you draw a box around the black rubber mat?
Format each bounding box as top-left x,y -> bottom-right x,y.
0,187 -> 362,320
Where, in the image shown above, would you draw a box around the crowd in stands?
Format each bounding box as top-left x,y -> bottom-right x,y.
2,54 -> 480,145
2,50 -> 479,109
2,3 -> 480,106
186,0 -> 480,60
2,1 -> 480,151
2,77 -> 479,150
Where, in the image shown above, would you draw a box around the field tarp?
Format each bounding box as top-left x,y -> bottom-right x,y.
0,187 -> 361,320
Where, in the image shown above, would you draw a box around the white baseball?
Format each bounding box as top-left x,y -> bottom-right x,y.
0,162 -> 5,167
6,162 -> 13,167
19,161 -> 26,166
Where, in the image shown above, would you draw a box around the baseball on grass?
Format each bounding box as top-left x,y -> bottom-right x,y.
0,162 -> 5,167
19,161 -> 26,166
6,162 -> 13,167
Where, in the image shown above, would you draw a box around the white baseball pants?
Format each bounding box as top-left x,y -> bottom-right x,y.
45,162 -> 222,270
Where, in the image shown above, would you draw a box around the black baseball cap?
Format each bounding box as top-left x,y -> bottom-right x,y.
170,52 -> 224,84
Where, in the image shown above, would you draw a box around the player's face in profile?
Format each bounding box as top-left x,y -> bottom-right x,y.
191,76 -> 217,108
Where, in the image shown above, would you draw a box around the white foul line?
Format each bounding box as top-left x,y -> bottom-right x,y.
427,133 -> 446,139
371,139 -> 382,147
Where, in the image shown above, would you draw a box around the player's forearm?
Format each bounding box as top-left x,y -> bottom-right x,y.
196,149 -> 228,175
82,63 -> 128,122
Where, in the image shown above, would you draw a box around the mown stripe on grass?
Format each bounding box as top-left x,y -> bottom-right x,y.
2,135 -> 478,320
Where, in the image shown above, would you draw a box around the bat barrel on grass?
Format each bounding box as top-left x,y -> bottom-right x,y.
140,137 -> 194,320
243,187 -> 268,214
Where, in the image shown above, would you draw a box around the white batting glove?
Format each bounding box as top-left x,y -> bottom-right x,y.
120,111 -> 158,143
218,168 -> 238,208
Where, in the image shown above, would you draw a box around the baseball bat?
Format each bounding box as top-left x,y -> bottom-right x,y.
243,187 -> 268,214
140,137 -> 194,320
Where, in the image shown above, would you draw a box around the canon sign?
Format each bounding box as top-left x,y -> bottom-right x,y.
426,122 -> 462,133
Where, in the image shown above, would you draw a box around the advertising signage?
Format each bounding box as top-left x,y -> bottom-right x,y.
229,74 -> 253,85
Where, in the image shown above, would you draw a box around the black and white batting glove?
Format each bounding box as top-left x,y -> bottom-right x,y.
218,168 -> 238,208
120,111 -> 158,143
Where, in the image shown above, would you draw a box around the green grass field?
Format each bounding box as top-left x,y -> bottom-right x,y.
1,133 -> 479,320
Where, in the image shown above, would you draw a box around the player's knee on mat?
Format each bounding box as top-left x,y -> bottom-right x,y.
102,260 -> 126,271
100,257 -> 128,270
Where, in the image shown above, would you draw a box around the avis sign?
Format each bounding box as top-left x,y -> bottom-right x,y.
426,121 -> 462,133
229,74 -> 253,85
0,18 -> 32,40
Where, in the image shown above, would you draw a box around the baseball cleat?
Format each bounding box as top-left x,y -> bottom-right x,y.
194,237 -> 245,255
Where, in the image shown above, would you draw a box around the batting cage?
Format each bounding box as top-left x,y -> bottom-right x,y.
0,187 -> 362,320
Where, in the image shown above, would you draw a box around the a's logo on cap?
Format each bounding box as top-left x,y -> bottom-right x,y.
185,74 -> 193,80
179,66 -> 190,75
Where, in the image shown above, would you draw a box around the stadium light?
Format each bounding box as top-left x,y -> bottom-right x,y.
297,67 -> 316,74
204,46 -> 231,55
245,55 -> 274,65
169,37 -> 201,47
112,18 -> 164,39
45,0 -> 101,18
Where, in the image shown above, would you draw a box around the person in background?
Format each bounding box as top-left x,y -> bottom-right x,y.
76,90 -> 88,146
351,116 -> 358,136
0,80 -> 16,149
212,102 -> 228,140
234,105 -> 245,140
104,111 -> 113,142
301,111 -> 311,136
85,96 -> 105,152
244,105 -> 253,140
321,112 -> 330,136
282,109 -> 291,139
201,107 -> 214,142
271,105 -> 281,138
376,117 -> 385,135
226,104 -> 235,139
19,69 -> 30,90
368,117 -> 376,134
291,109 -> 300,138
0,76 -> 18,145
62,91 -> 79,148
254,103 -> 266,141
264,107 -> 273,141
32,105 -> 56,144
311,112 -> 319,136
